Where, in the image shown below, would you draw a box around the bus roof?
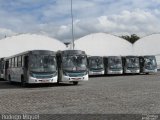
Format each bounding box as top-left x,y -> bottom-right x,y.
88,56 -> 103,58
5,50 -> 56,59
60,50 -> 86,56
122,55 -> 139,58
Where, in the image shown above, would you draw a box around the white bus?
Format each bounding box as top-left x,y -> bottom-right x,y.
5,50 -> 58,86
122,56 -> 140,74
56,50 -> 88,85
104,56 -> 123,75
139,55 -> 157,74
88,56 -> 105,76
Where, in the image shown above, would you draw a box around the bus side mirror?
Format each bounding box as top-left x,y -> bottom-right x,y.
24,56 -> 29,69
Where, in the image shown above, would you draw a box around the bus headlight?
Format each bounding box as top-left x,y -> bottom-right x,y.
63,71 -> 69,76
83,71 -> 88,75
30,73 -> 36,78
52,72 -> 57,77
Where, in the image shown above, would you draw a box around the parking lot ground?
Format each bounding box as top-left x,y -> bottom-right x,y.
0,73 -> 160,114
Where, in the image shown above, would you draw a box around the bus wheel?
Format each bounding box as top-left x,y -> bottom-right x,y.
21,77 -> 26,87
73,81 -> 78,85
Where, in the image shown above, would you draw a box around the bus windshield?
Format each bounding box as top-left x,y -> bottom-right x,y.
30,55 -> 57,72
62,55 -> 87,71
144,57 -> 157,69
109,57 -> 122,69
126,57 -> 139,68
89,57 -> 103,69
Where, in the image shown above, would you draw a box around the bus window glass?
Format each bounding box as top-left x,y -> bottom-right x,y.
12,58 -> 14,68
109,57 -> 122,69
15,57 -> 17,67
62,55 -> 87,71
126,57 -> 139,68
9,59 -> 11,68
22,56 -> 24,67
144,57 -> 157,68
18,56 -> 22,67
30,55 -> 57,72
89,57 -> 103,69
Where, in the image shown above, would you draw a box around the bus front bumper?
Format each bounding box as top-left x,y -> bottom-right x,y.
62,74 -> 88,82
107,70 -> 123,74
125,69 -> 140,74
28,76 -> 58,84
143,69 -> 157,73
89,70 -> 104,75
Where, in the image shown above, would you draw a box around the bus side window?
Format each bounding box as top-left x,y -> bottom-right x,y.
15,57 -> 17,68
13,58 -> 15,68
22,56 -> 24,67
11,58 -> 13,68
18,56 -> 22,67
9,59 -> 11,68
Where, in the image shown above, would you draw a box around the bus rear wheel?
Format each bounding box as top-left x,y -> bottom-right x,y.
73,81 -> 78,85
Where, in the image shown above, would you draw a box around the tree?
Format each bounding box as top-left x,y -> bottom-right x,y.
120,34 -> 140,44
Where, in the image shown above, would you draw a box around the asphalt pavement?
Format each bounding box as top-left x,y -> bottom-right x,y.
0,73 -> 160,114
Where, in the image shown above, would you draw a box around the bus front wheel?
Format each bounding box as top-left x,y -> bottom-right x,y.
73,81 -> 78,85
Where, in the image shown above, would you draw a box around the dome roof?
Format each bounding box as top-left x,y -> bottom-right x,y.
71,33 -> 133,56
0,34 -> 66,58
134,33 -> 160,56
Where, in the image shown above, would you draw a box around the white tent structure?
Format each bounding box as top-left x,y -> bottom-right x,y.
134,33 -> 160,55
0,34 -> 66,58
133,33 -> 160,69
70,33 -> 133,56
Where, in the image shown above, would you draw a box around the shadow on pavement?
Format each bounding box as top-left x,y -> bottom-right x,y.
89,72 -> 158,78
0,81 -> 81,89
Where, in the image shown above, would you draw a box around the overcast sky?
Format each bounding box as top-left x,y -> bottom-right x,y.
0,0 -> 160,42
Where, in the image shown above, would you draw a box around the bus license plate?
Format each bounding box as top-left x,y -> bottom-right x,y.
131,70 -> 136,73
40,80 -> 49,83
71,78 -> 82,80
93,72 -> 101,74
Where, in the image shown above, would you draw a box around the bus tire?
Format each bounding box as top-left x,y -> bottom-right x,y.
21,76 -> 27,87
73,81 -> 78,85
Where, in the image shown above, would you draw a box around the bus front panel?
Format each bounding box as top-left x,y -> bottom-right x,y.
60,53 -> 89,82
123,56 -> 140,74
88,56 -> 104,75
105,56 -> 123,75
140,56 -> 157,73
28,54 -> 58,84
